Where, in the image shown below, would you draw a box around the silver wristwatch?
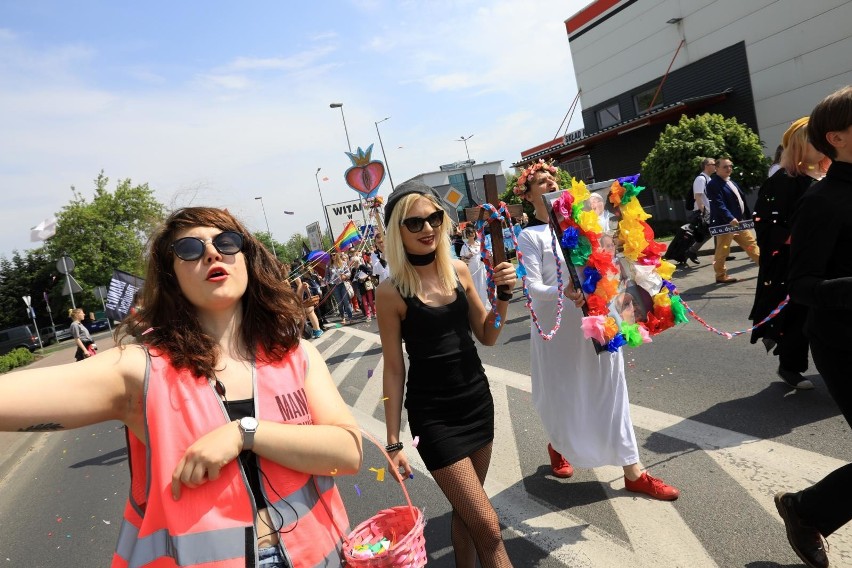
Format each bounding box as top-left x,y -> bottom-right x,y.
237,417 -> 259,451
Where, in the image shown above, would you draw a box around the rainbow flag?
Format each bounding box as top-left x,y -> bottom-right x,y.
334,220 -> 362,251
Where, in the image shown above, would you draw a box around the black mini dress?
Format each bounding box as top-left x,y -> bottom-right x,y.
400,280 -> 494,470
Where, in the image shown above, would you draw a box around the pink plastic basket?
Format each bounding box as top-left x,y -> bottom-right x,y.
321,429 -> 427,567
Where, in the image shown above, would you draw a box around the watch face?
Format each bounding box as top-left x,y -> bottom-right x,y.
240,417 -> 259,431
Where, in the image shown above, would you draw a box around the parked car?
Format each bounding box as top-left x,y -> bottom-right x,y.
85,318 -> 110,333
39,326 -> 57,345
39,325 -> 72,345
0,325 -> 40,355
55,325 -> 73,342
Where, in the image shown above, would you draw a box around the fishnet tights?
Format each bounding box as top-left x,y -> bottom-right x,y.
430,443 -> 513,568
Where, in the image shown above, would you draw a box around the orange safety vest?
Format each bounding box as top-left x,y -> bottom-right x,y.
112,345 -> 349,568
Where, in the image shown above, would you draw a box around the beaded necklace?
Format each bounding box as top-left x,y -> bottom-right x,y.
475,202 -> 565,339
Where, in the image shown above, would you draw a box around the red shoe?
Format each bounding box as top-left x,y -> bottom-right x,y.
547,443 -> 574,478
624,472 -> 680,501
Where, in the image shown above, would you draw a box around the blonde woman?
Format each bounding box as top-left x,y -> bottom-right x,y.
68,307 -> 95,361
750,116 -> 831,390
376,180 -> 517,568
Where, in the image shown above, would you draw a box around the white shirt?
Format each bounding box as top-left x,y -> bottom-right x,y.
371,252 -> 389,283
725,179 -> 746,217
692,173 -> 711,212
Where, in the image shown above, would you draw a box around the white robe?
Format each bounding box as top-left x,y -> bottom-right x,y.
517,224 -> 638,469
460,241 -> 491,311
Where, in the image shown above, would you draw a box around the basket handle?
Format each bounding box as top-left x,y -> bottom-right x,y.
359,428 -> 417,523
314,428 -> 418,543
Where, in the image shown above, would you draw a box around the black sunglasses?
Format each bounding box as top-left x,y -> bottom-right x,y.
171,231 -> 244,261
401,210 -> 444,233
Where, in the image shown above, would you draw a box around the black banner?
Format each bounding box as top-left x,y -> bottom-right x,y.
104,269 -> 144,322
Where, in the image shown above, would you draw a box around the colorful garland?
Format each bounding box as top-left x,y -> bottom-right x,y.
475,189 -> 790,347
551,175 -> 682,352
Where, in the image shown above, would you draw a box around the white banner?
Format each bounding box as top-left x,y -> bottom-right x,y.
325,199 -> 367,239
30,216 -> 57,242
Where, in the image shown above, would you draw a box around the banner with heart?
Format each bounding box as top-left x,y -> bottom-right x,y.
344,144 -> 386,199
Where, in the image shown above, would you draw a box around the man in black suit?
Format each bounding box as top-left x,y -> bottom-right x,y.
706,157 -> 760,283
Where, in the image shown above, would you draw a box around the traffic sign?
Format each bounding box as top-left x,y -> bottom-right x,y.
56,256 -> 75,274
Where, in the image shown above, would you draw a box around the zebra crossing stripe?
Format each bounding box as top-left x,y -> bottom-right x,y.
322,326 -> 852,565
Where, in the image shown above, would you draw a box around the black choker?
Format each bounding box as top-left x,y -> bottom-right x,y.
407,251 -> 436,266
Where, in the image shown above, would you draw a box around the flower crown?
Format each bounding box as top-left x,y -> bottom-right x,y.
514,159 -> 558,195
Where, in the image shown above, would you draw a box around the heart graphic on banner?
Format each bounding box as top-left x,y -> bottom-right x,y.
343,144 -> 386,199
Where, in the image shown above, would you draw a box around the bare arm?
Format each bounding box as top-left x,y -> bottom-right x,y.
0,345 -> 145,434
374,279 -> 413,477
376,280 -> 406,445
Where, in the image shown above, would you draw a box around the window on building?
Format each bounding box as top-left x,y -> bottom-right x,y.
558,155 -> 595,183
448,173 -> 471,206
634,87 -> 662,114
596,103 -> 621,129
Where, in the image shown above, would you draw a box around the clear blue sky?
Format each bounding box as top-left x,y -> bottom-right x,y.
0,0 -> 587,259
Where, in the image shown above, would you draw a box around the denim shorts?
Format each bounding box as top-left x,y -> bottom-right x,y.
258,546 -> 289,567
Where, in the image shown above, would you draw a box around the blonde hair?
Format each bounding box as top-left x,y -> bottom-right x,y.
385,193 -> 456,298
780,121 -> 831,176
68,308 -> 84,320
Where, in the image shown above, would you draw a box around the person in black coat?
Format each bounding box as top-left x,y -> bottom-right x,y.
775,85 -> 852,568
749,117 -> 830,390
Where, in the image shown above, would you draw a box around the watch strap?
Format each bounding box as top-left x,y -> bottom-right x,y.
238,418 -> 257,451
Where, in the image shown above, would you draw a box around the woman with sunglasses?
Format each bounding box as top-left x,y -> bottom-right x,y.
0,207 -> 362,568
376,181 -> 517,568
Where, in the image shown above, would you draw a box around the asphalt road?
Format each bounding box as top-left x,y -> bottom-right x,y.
0,252 -> 849,566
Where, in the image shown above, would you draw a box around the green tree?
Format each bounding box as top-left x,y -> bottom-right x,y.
253,231 -> 311,264
281,233 -> 310,264
0,249 -> 57,329
641,113 -> 769,199
39,172 -> 165,318
254,232 -> 286,262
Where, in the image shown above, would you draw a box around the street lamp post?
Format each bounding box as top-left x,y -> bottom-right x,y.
329,103 -> 352,153
374,116 -> 395,191
315,168 -> 334,244
254,196 -> 277,258
456,134 -> 478,205
329,101 -> 369,230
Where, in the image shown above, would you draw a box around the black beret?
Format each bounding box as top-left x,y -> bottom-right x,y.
384,180 -> 442,225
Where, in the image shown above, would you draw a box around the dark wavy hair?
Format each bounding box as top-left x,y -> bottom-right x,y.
117,207 -> 304,379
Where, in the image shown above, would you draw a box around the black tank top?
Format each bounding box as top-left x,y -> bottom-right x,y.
223,398 -> 265,510
399,280 -> 490,413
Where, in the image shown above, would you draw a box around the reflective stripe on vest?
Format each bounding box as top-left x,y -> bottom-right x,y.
113,344 -> 347,568
116,521 -> 247,566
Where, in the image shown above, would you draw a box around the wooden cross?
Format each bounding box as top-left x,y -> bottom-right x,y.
465,174 -> 523,298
